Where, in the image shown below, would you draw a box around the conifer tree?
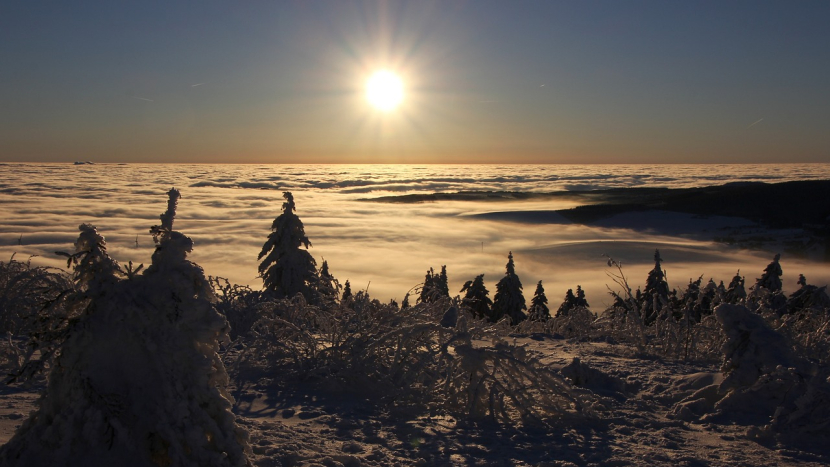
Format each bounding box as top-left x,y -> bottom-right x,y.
695,278 -> 718,319
575,285 -> 589,308
642,249 -> 670,325
419,266 -> 450,303
491,252 -> 526,324
258,192 -> 318,301
316,260 -> 341,306
438,265 -> 450,298
341,279 -> 352,302
460,274 -> 492,319
401,292 -> 411,309
754,253 -> 783,292
419,268 -> 436,303
556,289 -> 577,318
528,280 -> 550,321
724,270 -> 746,304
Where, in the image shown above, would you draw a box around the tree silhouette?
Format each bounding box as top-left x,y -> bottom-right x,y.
754,253 -> 783,293
460,274 -> 492,319
257,192 -> 318,301
642,249 -> 670,325
528,280 -> 550,321
492,252 -> 526,324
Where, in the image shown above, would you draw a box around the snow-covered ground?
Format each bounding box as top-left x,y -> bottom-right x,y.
3,335 -> 827,466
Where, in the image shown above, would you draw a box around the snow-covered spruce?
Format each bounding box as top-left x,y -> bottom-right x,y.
257,191 -> 319,304
459,274 -> 492,320
0,189 -> 250,467
491,252 -> 527,325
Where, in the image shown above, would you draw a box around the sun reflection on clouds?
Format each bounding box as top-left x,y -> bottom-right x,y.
2,163 -> 830,307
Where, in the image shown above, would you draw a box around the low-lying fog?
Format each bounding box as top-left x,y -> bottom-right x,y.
2,163 -> 829,308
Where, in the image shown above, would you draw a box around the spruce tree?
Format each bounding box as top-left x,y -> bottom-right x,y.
754,253 -> 783,292
438,265 -> 450,298
419,266 -> 449,303
316,260 -> 341,306
491,252 -> 526,324
575,285 -> 589,308
642,249 -> 670,325
342,279 -> 353,302
419,268 -> 436,303
258,192 -> 318,301
528,280 -> 550,321
724,270 -> 746,304
556,289 -> 576,318
460,274 -> 492,320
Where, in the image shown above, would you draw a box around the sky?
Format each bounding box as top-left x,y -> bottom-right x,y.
1,0 -> 829,164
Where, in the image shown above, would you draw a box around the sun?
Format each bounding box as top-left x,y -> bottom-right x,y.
366,70 -> 404,112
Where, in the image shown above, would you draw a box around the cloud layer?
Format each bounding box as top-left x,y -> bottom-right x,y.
2,163 -> 828,307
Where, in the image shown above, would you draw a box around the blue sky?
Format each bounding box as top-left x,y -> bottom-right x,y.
2,1 -> 828,163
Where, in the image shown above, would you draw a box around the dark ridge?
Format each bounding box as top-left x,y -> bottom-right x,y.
560,180 -> 830,230
363,180 -> 830,232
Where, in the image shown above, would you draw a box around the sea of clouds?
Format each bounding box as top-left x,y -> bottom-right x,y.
2,163 -> 829,306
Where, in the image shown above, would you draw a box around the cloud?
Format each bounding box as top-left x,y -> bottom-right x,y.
1,163 -> 829,305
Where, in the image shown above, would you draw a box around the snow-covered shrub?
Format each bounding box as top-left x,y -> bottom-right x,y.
548,307 -> 596,339
766,307 -> 830,365
0,256 -> 72,380
211,276 -> 261,341
786,274 -> 830,313
682,303 -> 830,441
0,189 -> 251,467
233,296 -> 592,425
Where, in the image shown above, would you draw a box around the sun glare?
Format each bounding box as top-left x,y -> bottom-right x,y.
366,70 -> 403,112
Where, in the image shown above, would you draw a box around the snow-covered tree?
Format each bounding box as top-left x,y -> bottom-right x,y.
754,253 -> 783,293
418,268 -> 436,303
437,265 -> 450,298
556,285 -> 589,318
342,279 -> 352,302
316,260 -> 341,306
527,281 -> 550,321
724,270 -> 746,304
575,285 -> 589,308
0,188 -> 250,466
786,274 -> 830,312
419,265 -> 450,303
257,192 -> 318,302
642,249 -> 670,325
460,274 -> 492,320
400,292 -> 411,309
556,289 -> 577,318
491,252 -> 526,324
